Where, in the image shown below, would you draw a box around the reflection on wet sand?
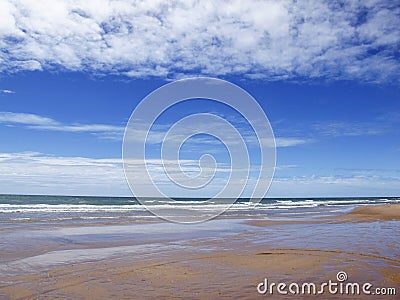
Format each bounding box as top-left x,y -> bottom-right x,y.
0,205 -> 399,299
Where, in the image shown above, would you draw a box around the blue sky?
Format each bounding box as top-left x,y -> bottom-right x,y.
0,0 -> 399,197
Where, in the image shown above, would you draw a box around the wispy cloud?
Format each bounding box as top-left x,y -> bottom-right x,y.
131,121 -> 310,149
0,111 -> 124,140
0,89 -> 15,94
275,137 -> 310,147
273,112 -> 399,140
0,112 -> 56,125
269,174 -> 400,197
1,111 -> 310,147
0,0 -> 398,82
311,121 -> 384,137
275,164 -> 298,171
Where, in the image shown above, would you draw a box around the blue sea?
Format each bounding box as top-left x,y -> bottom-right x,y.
1,194 -> 399,224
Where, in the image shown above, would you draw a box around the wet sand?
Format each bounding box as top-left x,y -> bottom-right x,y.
1,205 -> 399,299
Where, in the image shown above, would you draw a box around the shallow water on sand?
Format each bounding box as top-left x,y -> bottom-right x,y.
1,207 -> 400,299
1,215 -> 399,275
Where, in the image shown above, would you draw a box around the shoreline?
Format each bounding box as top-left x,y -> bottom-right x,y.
247,203 -> 400,227
1,204 -> 399,299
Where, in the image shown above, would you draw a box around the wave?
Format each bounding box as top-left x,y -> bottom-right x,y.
0,197 -> 399,214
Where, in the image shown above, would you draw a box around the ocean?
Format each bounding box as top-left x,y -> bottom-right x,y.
1,194 -> 399,224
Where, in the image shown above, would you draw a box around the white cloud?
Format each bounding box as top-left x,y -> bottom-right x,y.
1,111 -> 309,147
0,89 -> 14,94
312,121 -> 384,137
275,137 -> 310,147
275,164 -> 298,171
0,152 -> 129,196
0,152 -> 232,197
269,174 -> 400,197
0,111 -> 56,125
1,152 -> 398,197
0,111 -> 124,139
0,0 -> 398,82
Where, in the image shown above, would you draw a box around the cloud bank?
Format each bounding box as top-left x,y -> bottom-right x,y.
0,0 -> 399,82
1,152 -> 398,197
0,152 -> 129,196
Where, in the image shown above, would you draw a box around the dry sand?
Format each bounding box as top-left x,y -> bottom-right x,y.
247,204 -> 400,227
340,204 -> 400,222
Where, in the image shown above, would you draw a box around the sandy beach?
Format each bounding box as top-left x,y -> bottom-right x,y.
340,204 -> 400,222
1,204 -> 399,299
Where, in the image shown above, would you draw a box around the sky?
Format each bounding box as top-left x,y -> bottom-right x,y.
0,0 -> 399,197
